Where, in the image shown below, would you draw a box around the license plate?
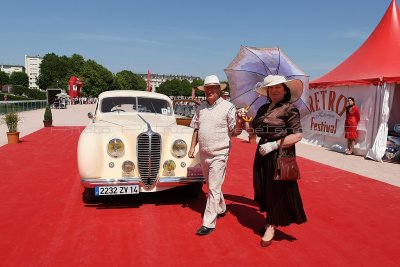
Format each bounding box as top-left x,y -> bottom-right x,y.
95,185 -> 139,196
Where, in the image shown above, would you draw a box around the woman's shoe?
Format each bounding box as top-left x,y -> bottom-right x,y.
260,239 -> 273,247
260,225 -> 275,247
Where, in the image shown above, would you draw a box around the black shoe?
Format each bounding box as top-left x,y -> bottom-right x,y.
196,226 -> 215,235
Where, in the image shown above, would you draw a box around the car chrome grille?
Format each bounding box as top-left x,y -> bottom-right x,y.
137,132 -> 161,188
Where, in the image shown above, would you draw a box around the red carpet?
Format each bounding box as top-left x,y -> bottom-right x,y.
0,127 -> 399,267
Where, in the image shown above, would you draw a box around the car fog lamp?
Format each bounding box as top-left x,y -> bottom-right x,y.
107,138 -> 125,158
171,139 -> 187,158
163,160 -> 176,172
122,160 -> 135,173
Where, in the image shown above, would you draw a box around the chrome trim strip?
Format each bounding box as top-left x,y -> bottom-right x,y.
81,178 -> 141,188
158,176 -> 205,186
81,176 -> 204,188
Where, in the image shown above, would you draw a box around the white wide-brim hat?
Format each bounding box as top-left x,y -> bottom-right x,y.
255,75 -> 303,103
197,75 -> 227,91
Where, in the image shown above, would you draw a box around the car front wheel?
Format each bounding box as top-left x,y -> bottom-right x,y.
83,188 -> 96,203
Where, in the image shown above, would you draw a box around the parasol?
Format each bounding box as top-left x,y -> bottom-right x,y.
225,46 -> 310,120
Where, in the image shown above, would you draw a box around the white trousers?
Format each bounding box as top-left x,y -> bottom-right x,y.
200,153 -> 228,228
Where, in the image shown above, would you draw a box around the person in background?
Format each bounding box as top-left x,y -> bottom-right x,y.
188,74 -> 244,236
240,75 -> 307,247
344,97 -> 360,155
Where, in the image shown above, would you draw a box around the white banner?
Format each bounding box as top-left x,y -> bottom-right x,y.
301,85 -> 378,155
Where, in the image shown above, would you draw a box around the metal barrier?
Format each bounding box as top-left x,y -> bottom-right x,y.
0,100 -> 47,115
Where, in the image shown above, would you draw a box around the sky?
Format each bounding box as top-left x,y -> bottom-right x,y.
1,0 -> 393,82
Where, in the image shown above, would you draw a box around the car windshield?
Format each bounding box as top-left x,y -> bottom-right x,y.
101,96 -> 172,115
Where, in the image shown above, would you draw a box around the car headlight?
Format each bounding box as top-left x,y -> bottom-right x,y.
107,138 -> 125,158
163,160 -> 176,176
122,160 -> 135,173
171,139 -> 187,158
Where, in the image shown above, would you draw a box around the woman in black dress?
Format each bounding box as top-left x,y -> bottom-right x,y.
246,75 -> 307,247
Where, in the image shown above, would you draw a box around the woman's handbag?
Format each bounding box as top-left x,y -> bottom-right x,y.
274,137 -> 301,180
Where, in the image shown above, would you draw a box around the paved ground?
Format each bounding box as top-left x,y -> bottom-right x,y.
1,104 -> 399,187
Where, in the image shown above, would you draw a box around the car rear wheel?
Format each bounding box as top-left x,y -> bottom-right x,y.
83,188 -> 96,203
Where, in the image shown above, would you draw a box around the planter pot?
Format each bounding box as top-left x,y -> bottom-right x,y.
7,132 -> 20,144
43,120 -> 53,127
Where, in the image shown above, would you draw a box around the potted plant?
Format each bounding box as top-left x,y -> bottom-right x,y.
2,111 -> 21,144
43,105 -> 53,127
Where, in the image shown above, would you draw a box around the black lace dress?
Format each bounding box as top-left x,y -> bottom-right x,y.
252,101 -> 307,226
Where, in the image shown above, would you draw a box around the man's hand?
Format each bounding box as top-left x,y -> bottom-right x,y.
258,141 -> 278,156
236,108 -> 248,121
188,147 -> 195,158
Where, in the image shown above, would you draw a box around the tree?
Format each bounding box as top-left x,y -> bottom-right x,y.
157,79 -> 193,97
9,71 -> 29,87
191,79 -> 204,97
0,71 -> 9,85
80,60 -> 114,97
221,80 -> 230,95
68,54 -> 85,75
38,53 -> 86,90
114,70 -> 146,90
37,53 -> 64,89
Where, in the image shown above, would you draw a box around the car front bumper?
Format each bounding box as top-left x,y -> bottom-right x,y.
81,176 -> 205,188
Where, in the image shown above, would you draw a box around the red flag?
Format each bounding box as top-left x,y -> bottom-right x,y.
147,69 -> 151,92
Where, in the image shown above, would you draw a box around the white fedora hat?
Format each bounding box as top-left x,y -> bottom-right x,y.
197,75 -> 227,91
255,75 -> 303,103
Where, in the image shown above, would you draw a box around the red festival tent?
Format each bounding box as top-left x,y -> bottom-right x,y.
310,0 -> 400,88
304,0 -> 400,162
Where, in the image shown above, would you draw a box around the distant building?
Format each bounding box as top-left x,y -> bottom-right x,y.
138,73 -> 201,92
25,55 -> 43,89
0,64 -> 25,76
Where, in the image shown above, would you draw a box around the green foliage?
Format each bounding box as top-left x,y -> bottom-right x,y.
191,79 -> 205,97
0,92 -> 33,101
0,71 -> 9,85
35,51 -> 203,98
38,53 -> 85,90
12,85 -> 46,100
13,85 -> 24,96
68,54 -> 85,75
1,110 -> 21,133
222,80 -> 231,94
9,72 -> 29,87
114,70 -> 147,90
25,88 -> 46,100
44,105 -> 52,121
157,79 -> 193,96
80,60 -> 114,96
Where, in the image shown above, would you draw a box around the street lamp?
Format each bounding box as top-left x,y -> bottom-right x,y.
56,80 -> 59,88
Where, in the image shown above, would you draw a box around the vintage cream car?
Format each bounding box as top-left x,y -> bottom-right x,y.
77,90 -> 204,202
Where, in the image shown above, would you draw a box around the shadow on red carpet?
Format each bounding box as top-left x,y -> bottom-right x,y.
0,127 -> 399,267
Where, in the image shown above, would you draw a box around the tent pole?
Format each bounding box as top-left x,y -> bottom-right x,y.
369,84 -> 383,152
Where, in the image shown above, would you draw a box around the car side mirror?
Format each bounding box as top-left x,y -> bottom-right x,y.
88,112 -> 94,119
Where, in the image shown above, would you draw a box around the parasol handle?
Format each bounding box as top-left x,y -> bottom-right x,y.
241,95 -> 261,122
242,106 -> 253,122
